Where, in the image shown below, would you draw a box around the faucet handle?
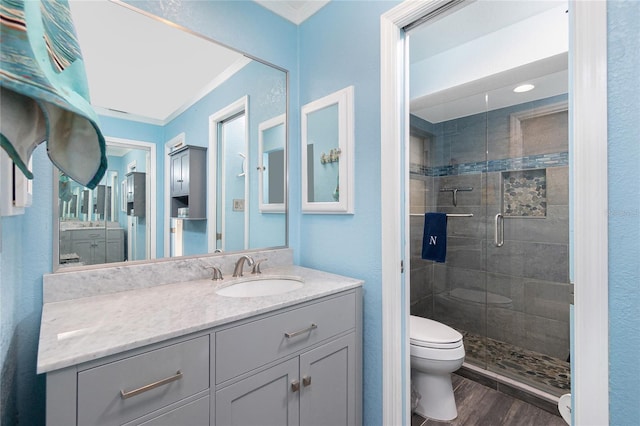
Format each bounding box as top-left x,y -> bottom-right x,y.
251,259 -> 267,274
209,266 -> 224,281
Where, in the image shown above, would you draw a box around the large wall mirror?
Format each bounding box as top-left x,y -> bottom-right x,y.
54,0 -> 287,270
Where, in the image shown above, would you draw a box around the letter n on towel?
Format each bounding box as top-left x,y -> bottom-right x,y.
421,213 -> 447,262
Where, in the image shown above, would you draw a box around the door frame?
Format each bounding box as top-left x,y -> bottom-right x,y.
107,137 -> 157,261
208,96 -> 250,252
164,132 -> 186,257
380,1 -> 608,425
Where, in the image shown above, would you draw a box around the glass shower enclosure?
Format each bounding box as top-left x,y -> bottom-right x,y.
409,88 -> 571,397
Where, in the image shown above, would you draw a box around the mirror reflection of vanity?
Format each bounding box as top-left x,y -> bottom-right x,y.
54,1 -> 288,270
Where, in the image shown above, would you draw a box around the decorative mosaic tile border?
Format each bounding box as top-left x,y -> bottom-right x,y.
410,152 -> 568,177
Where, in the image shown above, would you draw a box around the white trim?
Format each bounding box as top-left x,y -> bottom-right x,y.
571,1 -> 608,424
510,100 -> 569,149
254,0 -> 330,25
380,1 -> 609,424
105,137 -> 157,260
301,86 -> 354,214
164,133 -> 186,257
165,57 -> 252,124
258,113 -> 287,213
208,96 -> 249,252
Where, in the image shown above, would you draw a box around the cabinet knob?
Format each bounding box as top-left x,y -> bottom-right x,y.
291,380 -> 300,392
302,376 -> 311,387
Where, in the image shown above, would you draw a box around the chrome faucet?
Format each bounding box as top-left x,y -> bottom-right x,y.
232,255 -> 255,277
210,266 -> 223,281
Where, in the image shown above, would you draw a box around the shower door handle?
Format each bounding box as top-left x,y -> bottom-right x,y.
494,213 -> 504,247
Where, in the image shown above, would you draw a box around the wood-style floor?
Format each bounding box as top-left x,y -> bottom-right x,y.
412,374 -> 567,426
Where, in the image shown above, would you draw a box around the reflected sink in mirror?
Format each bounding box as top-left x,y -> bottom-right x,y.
216,276 -> 303,298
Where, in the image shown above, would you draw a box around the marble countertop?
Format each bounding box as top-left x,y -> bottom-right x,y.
37,265 -> 362,374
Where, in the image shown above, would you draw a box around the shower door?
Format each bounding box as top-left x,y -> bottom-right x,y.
483,91 -> 571,396
407,0 -> 572,398
409,101 -> 490,368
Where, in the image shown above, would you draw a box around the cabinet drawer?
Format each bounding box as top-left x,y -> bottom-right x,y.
216,292 -> 355,384
78,335 -> 209,426
72,229 -> 105,240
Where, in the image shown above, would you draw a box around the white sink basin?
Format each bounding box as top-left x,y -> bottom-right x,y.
216,277 -> 303,297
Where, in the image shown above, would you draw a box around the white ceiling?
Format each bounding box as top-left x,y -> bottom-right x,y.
69,1 -> 328,125
409,1 -> 569,123
69,1 -> 249,125
70,1 -> 566,126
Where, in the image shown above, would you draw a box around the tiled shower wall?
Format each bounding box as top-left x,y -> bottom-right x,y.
409,95 -> 571,360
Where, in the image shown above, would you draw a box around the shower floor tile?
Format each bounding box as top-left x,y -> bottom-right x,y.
459,330 -> 571,396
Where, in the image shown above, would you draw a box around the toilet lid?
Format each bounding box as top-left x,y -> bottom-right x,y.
410,315 -> 463,349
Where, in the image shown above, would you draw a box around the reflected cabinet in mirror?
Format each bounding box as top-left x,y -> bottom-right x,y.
54,1 -> 287,270
301,86 -> 354,214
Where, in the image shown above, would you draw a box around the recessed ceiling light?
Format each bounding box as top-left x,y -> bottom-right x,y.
514,84 -> 535,93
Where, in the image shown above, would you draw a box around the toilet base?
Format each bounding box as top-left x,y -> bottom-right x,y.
412,370 -> 457,421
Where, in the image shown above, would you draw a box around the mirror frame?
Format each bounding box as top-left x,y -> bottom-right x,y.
301,85 -> 354,214
258,113 -> 286,213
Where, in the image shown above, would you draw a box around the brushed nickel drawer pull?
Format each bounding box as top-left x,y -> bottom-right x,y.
291,380 -> 300,392
120,370 -> 183,399
284,323 -> 317,339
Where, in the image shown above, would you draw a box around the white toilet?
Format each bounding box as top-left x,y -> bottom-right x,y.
410,315 -> 465,421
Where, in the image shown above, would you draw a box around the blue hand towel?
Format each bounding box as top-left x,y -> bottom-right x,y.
1,0 -> 107,189
422,213 -> 447,262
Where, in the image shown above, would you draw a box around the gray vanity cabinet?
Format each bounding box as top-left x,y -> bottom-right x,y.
60,228 -> 124,265
299,334 -> 356,426
214,291 -> 361,426
44,288 -> 362,426
169,145 -> 207,219
215,335 -> 356,426
47,334 -> 210,426
215,358 -> 299,425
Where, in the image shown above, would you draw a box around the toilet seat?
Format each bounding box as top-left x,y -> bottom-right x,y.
410,315 -> 463,349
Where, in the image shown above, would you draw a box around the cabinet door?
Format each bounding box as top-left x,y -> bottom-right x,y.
72,239 -> 94,265
215,358 -> 299,426
126,174 -> 134,203
299,334 -> 356,426
179,151 -> 190,194
171,151 -> 190,197
91,239 -> 106,265
130,395 -> 209,426
171,154 -> 184,196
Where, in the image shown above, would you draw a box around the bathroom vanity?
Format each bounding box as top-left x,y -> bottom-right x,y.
38,251 -> 362,426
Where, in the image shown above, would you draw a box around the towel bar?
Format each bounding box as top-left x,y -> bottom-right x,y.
410,213 -> 473,217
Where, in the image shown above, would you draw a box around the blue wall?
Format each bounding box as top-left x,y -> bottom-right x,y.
1,1 -> 639,425
165,59 -> 287,253
298,2 -> 399,424
607,1 -> 640,423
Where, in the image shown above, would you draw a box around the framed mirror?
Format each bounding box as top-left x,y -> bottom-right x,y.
301,86 -> 354,214
53,1 -> 288,271
258,114 -> 286,213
